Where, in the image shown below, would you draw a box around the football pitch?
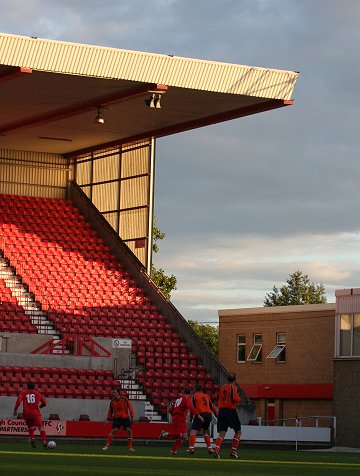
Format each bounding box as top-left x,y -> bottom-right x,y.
0,441 -> 360,476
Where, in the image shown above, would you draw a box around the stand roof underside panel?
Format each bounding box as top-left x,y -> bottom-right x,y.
0,32 -> 299,157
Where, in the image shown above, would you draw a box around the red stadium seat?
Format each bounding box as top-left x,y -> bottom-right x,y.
79,414 -> 90,421
49,413 -> 60,420
64,388 -> 74,398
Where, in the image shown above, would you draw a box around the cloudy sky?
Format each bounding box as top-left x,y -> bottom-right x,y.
1,0 -> 360,323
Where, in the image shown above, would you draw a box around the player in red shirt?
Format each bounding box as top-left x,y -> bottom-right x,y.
13,381 -> 47,448
159,388 -> 204,455
213,372 -> 242,459
103,388 -> 135,452
187,383 -> 218,454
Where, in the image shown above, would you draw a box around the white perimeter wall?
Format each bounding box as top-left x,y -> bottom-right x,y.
0,396 -> 145,422
213,425 -> 332,443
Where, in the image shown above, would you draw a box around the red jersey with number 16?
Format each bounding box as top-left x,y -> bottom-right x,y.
14,389 -> 46,416
218,383 -> 241,410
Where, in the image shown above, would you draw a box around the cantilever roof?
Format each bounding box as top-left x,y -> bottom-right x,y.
0,32 -> 299,155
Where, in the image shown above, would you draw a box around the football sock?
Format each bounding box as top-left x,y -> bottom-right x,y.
172,439 -> 182,452
188,435 -> 196,449
28,427 -> 35,439
204,434 -> 212,449
128,437 -> 133,449
40,429 -> 47,444
231,433 -> 241,451
214,436 -> 223,453
106,434 -> 113,447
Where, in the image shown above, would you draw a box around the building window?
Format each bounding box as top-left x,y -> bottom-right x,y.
339,313 -> 360,357
268,333 -> 286,362
237,335 -> 246,362
247,334 -> 262,362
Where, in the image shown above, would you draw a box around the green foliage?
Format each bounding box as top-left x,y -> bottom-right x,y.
150,265 -> 177,300
188,320 -> 219,356
150,218 -> 177,299
152,218 -> 165,254
264,270 -> 327,307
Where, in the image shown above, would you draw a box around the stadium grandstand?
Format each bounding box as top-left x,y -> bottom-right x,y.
0,32 -> 298,432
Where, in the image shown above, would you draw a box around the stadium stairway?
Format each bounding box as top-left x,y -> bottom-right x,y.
1,253 -> 59,338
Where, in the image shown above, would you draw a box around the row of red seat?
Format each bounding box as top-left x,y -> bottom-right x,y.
0,383 -> 115,399
2,374 -> 115,386
0,323 -> 38,333
0,194 -> 74,207
0,365 -> 118,399
0,365 -> 113,377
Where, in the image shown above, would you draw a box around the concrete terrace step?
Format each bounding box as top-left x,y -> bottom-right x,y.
121,381 -> 140,390
144,413 -> 162,421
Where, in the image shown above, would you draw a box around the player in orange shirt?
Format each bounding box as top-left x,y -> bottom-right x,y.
213,372 -> 242,459
187,383 -> 218,454
103,388 -> 135,452
13,381 -> 47,448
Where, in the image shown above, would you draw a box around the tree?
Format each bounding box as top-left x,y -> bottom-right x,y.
152,219 -> 165,254
150,266 -> 177,300
263,270 -> 327,307
188,320 -> 219,356
150,218 -> 177,300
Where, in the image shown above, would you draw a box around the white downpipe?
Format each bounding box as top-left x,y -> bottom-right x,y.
146,137 -> 156,275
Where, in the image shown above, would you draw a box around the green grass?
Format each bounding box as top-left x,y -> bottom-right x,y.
0,441 -> 359,476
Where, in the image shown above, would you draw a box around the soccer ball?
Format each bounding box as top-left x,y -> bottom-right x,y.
47,441 -> 56,449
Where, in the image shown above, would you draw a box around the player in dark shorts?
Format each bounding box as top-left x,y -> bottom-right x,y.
103,388 -> 135,452
187,384 -> 218,454
213,372 -> 242,459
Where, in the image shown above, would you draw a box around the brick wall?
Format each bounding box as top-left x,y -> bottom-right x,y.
334,359 -> 360,448
219,304 -> 335,385
283,400 -> 333,425
218,304 -> 335,421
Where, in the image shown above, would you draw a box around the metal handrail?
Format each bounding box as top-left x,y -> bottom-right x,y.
257,415 -> 336,428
